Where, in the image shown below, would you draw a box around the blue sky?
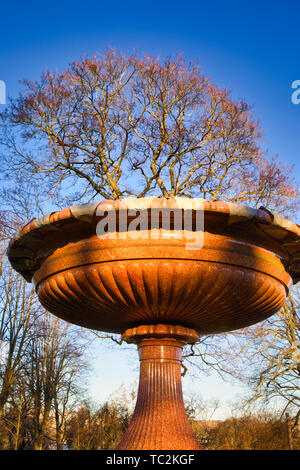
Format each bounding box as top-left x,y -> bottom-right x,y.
1,0 -> 299,174
1,0 -> 299,417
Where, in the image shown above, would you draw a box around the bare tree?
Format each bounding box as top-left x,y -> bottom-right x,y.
0,50 -> 297,214
0,255 -> 35,419
218,289 -> 300,427
23,312 -> 88,450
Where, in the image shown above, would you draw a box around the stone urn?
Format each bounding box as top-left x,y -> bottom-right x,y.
7,198 -> 300,450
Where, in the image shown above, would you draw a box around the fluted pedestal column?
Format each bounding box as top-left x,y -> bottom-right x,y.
116,325 -> 202,450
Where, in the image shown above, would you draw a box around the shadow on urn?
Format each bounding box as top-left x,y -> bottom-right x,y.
7,197 -> 300,450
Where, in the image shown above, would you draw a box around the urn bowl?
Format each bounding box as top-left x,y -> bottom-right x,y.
7,198 -> 300,335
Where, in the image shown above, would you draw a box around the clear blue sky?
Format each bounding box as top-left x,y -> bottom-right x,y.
1,0 -> 299,175
1,0 -> 299,417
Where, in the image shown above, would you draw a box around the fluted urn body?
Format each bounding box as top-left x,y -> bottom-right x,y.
7,198 -> 300,449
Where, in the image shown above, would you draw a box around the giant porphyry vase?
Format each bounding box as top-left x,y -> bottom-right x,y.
7,198 -> 300,449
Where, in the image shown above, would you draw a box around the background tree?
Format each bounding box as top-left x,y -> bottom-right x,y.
0,310 -> 88,450
206,412 -> 294,450
23,312 -> 88,450
231,289 -> 300,425
0,249 -> 89,450
0,255 -> 35,420
65,400 -> 130,450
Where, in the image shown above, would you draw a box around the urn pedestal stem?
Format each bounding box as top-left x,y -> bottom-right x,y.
116,325 -> 202,450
